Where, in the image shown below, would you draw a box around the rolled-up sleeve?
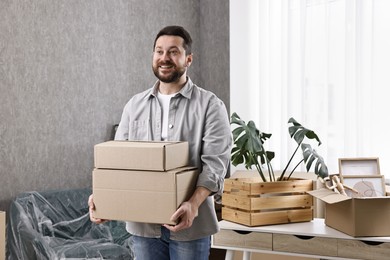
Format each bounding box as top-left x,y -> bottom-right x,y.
197,97 -> 232,196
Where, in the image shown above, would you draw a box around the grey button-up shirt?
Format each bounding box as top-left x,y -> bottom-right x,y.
115,77 -> 232,241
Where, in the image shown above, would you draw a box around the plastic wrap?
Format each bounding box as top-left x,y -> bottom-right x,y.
7,188 -> 133,260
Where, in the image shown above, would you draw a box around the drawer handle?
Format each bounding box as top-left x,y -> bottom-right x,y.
361,240 -> 384,246
233,230 -> 252,235
294,235 -> 315,240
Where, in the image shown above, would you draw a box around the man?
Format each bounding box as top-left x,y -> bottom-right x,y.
89,25 -> 231,260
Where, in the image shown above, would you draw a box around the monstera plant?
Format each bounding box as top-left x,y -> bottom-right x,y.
230,112 -> 329,182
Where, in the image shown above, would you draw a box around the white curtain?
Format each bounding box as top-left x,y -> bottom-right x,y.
230,0 -> 390,178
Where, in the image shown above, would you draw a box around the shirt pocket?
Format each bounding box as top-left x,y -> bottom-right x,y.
129,120 -> 149,140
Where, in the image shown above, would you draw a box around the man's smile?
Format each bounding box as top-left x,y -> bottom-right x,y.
160,65 -> 174,69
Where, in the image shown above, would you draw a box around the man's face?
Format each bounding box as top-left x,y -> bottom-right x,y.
152,35 -> 191,83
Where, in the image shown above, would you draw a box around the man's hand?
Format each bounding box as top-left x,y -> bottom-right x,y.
88,194 -> 108,224
163,186 -> 211,232
163,201 -> 198,232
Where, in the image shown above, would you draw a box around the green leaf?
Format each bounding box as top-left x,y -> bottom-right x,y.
288,118 -> 322,145
266,151 -> 275,162
232,127 -> 245,141
301,143 -> 328,178
230,113 -> 272,181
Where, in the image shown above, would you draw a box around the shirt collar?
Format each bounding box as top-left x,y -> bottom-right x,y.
147,77 -> 194,100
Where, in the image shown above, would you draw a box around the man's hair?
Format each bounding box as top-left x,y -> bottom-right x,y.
153,25 -> 192,55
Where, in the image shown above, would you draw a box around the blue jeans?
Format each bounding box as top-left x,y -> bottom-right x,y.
132,226 -> 210,260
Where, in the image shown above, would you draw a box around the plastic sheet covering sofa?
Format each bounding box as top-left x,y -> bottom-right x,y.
7,188 -> 133,260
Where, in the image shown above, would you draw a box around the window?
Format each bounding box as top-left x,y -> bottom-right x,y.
230,0 -> 390,179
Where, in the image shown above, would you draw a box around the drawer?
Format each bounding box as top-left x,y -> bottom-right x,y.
213,229 -> 272,250
273,233 -> 338,257
338,239 -> 390,260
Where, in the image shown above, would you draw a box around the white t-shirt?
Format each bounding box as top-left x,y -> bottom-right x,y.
156,91 -> 177,141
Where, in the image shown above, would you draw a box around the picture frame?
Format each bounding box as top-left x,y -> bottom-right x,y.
338,157 -> 380,176
340,175 -> 386,198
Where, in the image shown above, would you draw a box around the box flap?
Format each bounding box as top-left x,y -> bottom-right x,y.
307,188 -> 351,204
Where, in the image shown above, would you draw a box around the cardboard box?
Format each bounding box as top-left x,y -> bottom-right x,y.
94,141 -> 189,171
0,211 -> 5,260
92,167 -> 198,225
308,188 -> 390,237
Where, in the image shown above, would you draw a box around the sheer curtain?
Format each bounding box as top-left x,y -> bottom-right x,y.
230,0 -> 390,178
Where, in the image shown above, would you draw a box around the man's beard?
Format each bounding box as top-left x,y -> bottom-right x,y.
152,62 -> 186,83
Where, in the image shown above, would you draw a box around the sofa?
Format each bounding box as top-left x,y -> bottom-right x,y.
7,188 -> 133,259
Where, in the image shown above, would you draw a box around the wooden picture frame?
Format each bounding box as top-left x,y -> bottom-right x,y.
338,157 -> 380,176
340,175 -> 386,198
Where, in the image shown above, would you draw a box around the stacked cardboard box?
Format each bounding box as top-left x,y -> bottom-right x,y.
92,141 -> 198,225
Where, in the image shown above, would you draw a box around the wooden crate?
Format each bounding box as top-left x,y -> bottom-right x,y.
222,177 -> 314,226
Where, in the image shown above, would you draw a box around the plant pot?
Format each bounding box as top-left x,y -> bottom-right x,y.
222,177 -> 314,226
